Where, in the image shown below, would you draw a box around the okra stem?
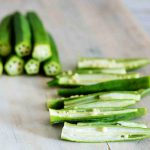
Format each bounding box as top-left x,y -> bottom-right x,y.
58,76 -> 150,96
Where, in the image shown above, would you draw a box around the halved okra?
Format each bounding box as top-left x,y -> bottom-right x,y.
43,33 -> 61,76
48,72 -> 140,86
77,121 -> 147,128
24,58 -> 40,75
26,12 -> 51,62
61,122 -> 150,142
76,68 -> 127,74
58,76 -> 150,96
47,90 -> 143,109
0,15 -> 12,57
4,55 -> 24,76
77,58 -> 150,71
13,12 -> 31,57
49,107 -> 146,124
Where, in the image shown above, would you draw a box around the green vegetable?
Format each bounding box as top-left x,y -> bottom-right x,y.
77,121 -> 147,128
49,107 -> 146,124
43,33 -> 61,76
0,58 -> 3,75
24,58 -> 40,75
138,88 -> 150,98
76,68 -> 127,74
58,76 -> 150,96
0,15 -> 12,57
48,73 -> 140,86
61,122 -> 150,142
47,91 -> 141,109
78,58 -> 150,71
14,12 -> 31,57
4,55 -> 24,76
26,12 -> 51,62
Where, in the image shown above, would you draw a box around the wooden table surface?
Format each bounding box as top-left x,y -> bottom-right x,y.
0,0 -> 150,149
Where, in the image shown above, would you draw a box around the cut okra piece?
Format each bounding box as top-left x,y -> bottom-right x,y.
76,68 -> 127,74
4,55 -> 24,76
14,12 -> 31,57
48,72 -> 140,86
0,58 -> 3,75
26,12 -> 51,62
49,107 -> 146,124
47,91 -> 141,109
43,33 -> 61,76
0,15 -> 12,57
64,99 -> 137,109
77,121 -> 147,128
24,58 -> 40,75
78,58 -> 150,71
58,76 -> 150,96
61,122 -> 150,142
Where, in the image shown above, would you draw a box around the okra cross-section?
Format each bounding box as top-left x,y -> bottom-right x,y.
4,55 -> 24,76
61,122 -> 150,142
58,76 -> 150,96
0,15 -> 12,57
49,72 -> 140,86
26,12 -> 51,62
78,58 -> 150,71
43,33 -> 61,76
49,107 -> 146,124
25,58 -> 40,75
14,12 -> 31,57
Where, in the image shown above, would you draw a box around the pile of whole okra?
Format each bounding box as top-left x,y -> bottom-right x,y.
1,11 -> 150,143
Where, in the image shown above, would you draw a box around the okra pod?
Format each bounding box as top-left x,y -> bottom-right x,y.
26,12 -> 51,62
58,76 -> 150,96
13,12 -> 31,57
43,33 -> 61,76
48,72 -> 140,86
49,107 -> 146,124
0,58 -> 3,75
47,91 -> 142,109
77,121 -> 147,128
61,122 -> 150,142
76,68 -> 127,74
24,58 -> 40,75
4,55 -> 24,76
0,15 -> 12,57
78,58 -> 150,70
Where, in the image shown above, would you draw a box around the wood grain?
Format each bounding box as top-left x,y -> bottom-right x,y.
0,0 -> 150,149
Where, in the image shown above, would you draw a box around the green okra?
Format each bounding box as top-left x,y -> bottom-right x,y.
0,15 -> 12,57
58,76 -> 150,96
4,55 -> 24,76
61,122 -> 150,142
47,90 -> 145,109
48,72 -> 140,87
24,58 -> 40,75
77,121 -> 147,128
76,68 -> 127,74
13,12 -> 31,57
0,58 -> 3,75
26,12 -> 51,62
78,58 -> 150,71
49,107 -> 146,124
43,33 -> 61,76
